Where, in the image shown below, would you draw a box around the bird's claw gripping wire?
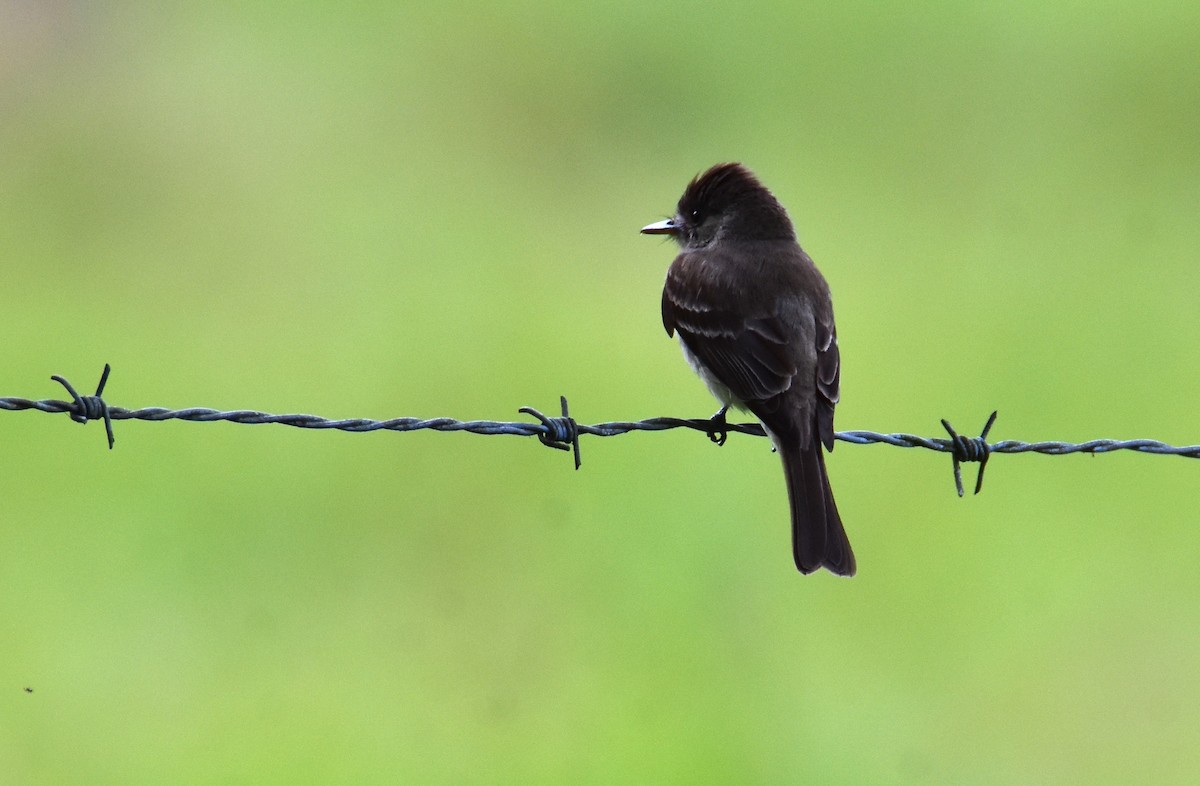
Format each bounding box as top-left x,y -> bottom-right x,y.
519,396 -> 581,470
941,410 -> 998,496
706,404 -> 731,446
51,363 -> 115,450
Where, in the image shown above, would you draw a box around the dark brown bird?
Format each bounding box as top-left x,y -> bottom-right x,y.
642,163 -> 855,575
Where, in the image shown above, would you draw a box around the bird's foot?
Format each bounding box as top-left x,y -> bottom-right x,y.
706,405 -> 730,446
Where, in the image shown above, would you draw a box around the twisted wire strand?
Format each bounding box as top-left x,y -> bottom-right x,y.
2,362 -> 1198,506
3,395 -> 1198,456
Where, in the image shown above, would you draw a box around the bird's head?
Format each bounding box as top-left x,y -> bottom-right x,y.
641,162 -> 795,248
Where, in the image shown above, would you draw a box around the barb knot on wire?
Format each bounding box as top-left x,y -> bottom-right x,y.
50,363 -> 115,450
941,410 -> 998,496
519,396 -> 581,470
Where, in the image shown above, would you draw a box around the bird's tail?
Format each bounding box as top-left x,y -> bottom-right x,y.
781,440 -> 856,576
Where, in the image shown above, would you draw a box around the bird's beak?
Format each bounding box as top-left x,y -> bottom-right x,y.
640,218 -> 677,235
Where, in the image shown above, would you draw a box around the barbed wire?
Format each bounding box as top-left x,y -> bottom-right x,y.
2,365 -> 1197,496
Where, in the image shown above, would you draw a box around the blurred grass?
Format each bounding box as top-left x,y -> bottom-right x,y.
2,1 -> 1199,783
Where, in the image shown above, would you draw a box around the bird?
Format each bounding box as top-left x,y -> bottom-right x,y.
641,163 -> 855,575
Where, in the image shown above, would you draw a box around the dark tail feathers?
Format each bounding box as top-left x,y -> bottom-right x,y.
781,440 -> 856,576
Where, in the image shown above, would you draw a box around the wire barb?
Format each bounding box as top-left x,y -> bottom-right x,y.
519,396 -> 581,470
941,410 -> 998,497
50,363 -> 115,450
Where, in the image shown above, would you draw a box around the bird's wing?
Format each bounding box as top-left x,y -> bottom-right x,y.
815,316 -> 839,451
661,252 -> 797,404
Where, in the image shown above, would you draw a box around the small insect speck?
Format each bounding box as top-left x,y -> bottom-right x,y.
24,687 -> 33,693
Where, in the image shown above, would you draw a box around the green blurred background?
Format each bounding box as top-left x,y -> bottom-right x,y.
2,2 -> 1198,782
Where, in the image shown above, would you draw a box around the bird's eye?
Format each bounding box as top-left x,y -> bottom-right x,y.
690,209 -> 702,223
